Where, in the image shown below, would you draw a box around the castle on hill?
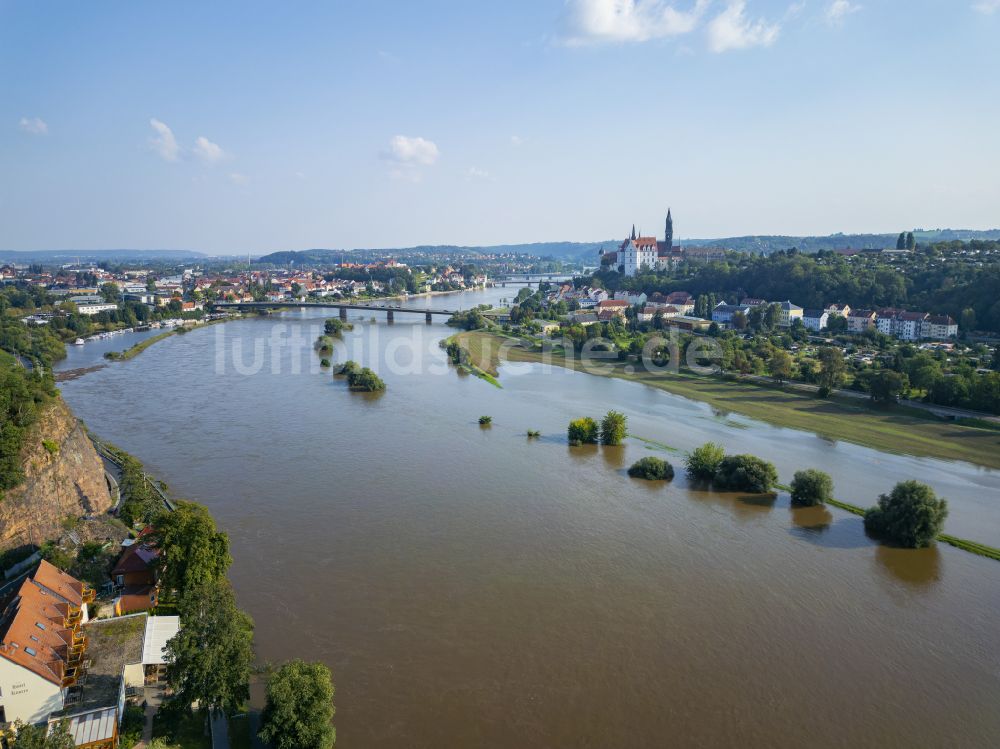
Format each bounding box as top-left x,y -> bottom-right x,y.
599,209 -> 725,275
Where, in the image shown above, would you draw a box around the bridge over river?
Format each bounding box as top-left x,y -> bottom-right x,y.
213,300 -> 458,323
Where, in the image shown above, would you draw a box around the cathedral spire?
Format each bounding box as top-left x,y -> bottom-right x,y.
665,208 -> 674,249
631,224 -> 636,240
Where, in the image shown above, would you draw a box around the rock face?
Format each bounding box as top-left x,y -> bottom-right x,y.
0,397 -> 113,552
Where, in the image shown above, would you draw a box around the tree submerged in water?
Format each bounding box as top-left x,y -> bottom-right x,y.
258,659 -> 336,749
864,480 -> 947,548
600,410 -> 627,446
324,318 -> 353,337
479,415 -> 492,425
628,456 -> 674,481
336,361 -> 385,392
567,417 -> 599,445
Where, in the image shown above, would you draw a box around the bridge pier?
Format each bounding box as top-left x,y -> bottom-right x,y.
339,307 -> 347,320
426,311 -> 433,324
386,310 -> 394,324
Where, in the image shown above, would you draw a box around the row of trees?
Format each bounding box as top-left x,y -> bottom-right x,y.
149,502 -> 337,748
684,442 -> 779,493
567,411 -> 627,446
684,443 -> 948,547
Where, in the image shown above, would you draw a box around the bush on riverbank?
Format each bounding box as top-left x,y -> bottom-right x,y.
714,454 -> 779,493
567,417 -> 599,445
628,457 -> 674,481
600,411 -> 627,446
684,442 -> 725,481
790,469 -> 833,506
863,480 -> 948,548
479,415 -> 492,425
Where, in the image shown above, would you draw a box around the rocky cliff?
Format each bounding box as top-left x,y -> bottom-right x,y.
0,397 -> 112,552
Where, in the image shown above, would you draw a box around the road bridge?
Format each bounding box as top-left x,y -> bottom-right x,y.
213,301 -> 457,323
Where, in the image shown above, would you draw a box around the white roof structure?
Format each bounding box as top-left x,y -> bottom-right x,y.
142,615 -> 180,665
63,707 -> 117,746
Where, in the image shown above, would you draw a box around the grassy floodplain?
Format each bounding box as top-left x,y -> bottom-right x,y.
467,331 -> 1000,470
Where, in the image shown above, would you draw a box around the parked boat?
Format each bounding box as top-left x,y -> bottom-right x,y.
73,338 -> 85,345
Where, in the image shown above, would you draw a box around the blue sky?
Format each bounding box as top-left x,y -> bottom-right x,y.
2,0 -> 999,253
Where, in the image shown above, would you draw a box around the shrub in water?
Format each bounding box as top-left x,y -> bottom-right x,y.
714,454 -> 778,493
685,442 -> 725,481
628,457 -> 674,481
790,469 -> 833,506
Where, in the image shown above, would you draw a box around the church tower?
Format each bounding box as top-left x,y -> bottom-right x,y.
631,224 -> 636,240
665,209 -> 674,249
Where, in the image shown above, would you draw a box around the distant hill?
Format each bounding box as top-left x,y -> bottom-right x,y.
257,242 -> 617,266
681,229 -> 1000,254
0,249 -> 206,262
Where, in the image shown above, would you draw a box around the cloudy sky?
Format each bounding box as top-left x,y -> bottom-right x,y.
2,1 -> 999,253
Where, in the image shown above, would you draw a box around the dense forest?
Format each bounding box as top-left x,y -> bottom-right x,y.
591,241 -> 1000,334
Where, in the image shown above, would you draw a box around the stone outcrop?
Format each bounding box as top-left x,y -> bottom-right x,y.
0,397 -> 112,552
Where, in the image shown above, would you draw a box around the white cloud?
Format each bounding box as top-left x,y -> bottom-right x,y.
564,0 -> 710,44
510,135 -> 524,147
149,118 -> 180,161
707,1 -> 780,53
193,136 -> 226,164
825,0 -> 861,26
19,117 -> 48,135
229,172 -> 249,184
465,167 -> 492,181
973,0 -> 1000,13
383,135 -> 440,166
381,135 -> 440,180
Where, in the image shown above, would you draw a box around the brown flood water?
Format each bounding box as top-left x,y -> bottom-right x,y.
59,290 -> 1000,747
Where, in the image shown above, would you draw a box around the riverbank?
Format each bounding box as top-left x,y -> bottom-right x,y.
104,318 -> 233,362
473,331 -> 1000,470
442,331 -> 502,387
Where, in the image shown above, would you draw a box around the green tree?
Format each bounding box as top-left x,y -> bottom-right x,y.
869,370 -> 908,402
258,660 -> 336,749
152,501 -> 232,595
790,469 -> 833,506
896,232 -> 906,250
714,454 -> 778,493
99,282 -> 120,303
567,417 -> 599,445
9,720 -> 75,749
166,579 -> 254,713
627,457 -> 674,481
863,480 -> 948,548
685,442 -> 725,481
599,410 -> 627,445
959,307 -> 977,332
905,231 -> 915,250
816,346 -> 846,396
768,349 -> 793,384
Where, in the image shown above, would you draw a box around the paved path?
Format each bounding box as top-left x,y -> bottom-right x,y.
210,708 -> 231,749
133,703 -> 156,748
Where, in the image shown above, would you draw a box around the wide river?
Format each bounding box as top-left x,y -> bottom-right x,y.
58,287 -> 1000,748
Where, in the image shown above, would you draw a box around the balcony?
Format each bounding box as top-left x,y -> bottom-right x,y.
72,632 -> 87,648
65,610 -> 82,628
62,667 -> 78,688
82,586 -> 96,604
